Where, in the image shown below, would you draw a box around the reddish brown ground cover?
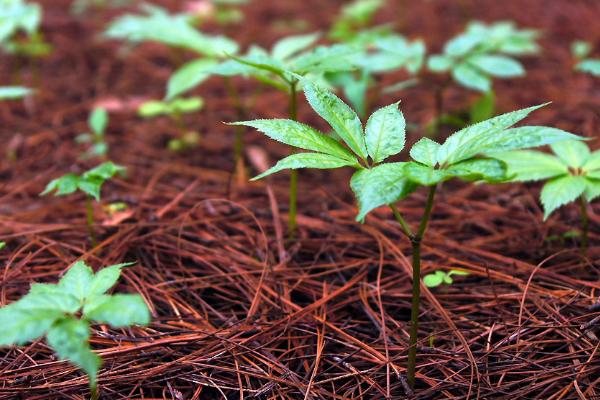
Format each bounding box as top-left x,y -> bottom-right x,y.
0,0 -> 599,398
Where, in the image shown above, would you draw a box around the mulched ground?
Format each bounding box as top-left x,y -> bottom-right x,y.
1,0 -> 599,398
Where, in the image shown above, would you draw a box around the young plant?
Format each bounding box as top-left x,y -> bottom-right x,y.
138,96 -> 203,151
0,0 -> 51,58
41,162 -> 126,246
0,260 -> 150,399
423,269 -> 469,288
328,0 -> 385,43
215,34 -> 360,237
76,107 -> 109,159
571,40 -> 600,76
492,140 -> 600,250
234,80 -> 580,388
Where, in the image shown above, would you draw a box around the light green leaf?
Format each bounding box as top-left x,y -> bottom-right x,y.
438,104 -> 558,165
231,119 -> 355,160
89,108 -> 108,136
139,100 -> 168,117
571,40 -> 592,60
303,81 -> 367,160
468,54 -> 525,78
577,59 -> 600,76
452,62 -> 491,92
59,261 -> 94,303
550,140 -> 590,168
583,150 -> 600,172
252,152 -> 358,180
584,179 -> 600,202
0,86 -> 31,99
365,103 -> 405,163
83,294 -> 150,327
423,271 -> 444,288
166,59 -> 217,100
46,318 -> 101,387
427,55 -> 454,72
445,34 -> 481,56
350,163 -> 416,221
88,263 -> 133,297
540,175 -> 586,220
77,178 -> 102,201
404,163 -> 452,186
0,295 -> 66,345
272,32 -> 320,61
83,161 -> 126,180
28,285 -> 80,313
448,158 -> 508,182
410,138 -> 441,167
292,44 -> 359,74
469,91 -> 495,123
491,150 -> 567,181
41,174 -> 80,197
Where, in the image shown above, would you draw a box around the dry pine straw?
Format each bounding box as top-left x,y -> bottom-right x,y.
1,0 -> 600,398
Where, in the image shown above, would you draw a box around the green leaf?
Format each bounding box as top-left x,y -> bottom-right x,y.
83,294 -> 150,327
449,269 -> 470,276
447,158 -> 508,183
410,138 -> 441,167
28,284 -> 80,313
77,178 -> 102,201
139,100 -> 168,117
584,179 -> 600,202
423,271 -> 445,288
550,140 -> 590,168
468,54 -> 525,78
469,91 -> 495,123
427,55 -> 454,72
41,174 -> 80,197
583,150 -> 600,172
232,119 -> 355,160
491,150 -> 567,181
252,152 -> 358,180
445,34 -> 481,56
577,59 -> 600,76
540,175 -> 587,220
303,81 -> 367,160
438,104 -> 564,165
0,86 -> 31,99
59,261 -> 94,303
452,62 -> 491,92
404,163 -> 452,186
272,32 -> 320,61
350,163 -> 416,221
0,295 -> 66,345
88,263 -> 133,297
46,318 -> 101,387
291,44 -> 359,74
89,108 -> 108,136
571,40 -> 592,60
365,103 -> 406,163
83,161 -> 126,180
166,59 -> 217,100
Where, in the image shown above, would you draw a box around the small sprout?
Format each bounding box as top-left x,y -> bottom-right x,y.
329,0 -> 385,42
423,269 -> 470,288
138,97 -> 203,151
236,80 -> 581,388
428,21 -> 539,93
0,260 -> 150,397
41,162 -> 126,246
493,140 -> 600,250
0,0 -> 52,58
571,40 -> 600,77
0,241 -> 5,250
76,107 -> 109,159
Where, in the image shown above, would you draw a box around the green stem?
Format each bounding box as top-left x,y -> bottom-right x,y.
288,81 -> 298,239
90,384 -> 99,400
579,196 -> 589,252
86,196 -> 97,248
391,185 -> 438,389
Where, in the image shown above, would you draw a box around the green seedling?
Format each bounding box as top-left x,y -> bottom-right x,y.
138,96 -> 203,151
76,107 -> 109,159
328,0 -> 385,43
493,140 -> 600,251
0,260 -> 150,399
215,34 -> 360,237
571,40 -> 600,76
0,85 -> 30,99
235,79 -> 580,388
41,161 -> 126,246
0,241 -> 5,250
423,269 -> 469,288
0,0 -> 51,58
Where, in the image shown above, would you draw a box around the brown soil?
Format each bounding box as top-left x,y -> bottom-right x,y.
0,0 -> 599,399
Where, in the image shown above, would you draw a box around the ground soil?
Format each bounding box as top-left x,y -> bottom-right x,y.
1,0 -> 599,399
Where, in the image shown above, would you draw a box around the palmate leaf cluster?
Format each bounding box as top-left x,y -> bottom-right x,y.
212,32 -> 360,92
41,161 -> 126,201
0,261 -> 150,387
428,21 -> 539,92
234,80 -> 580,221
493,141 -> 600,219
571,40 -> 600,77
